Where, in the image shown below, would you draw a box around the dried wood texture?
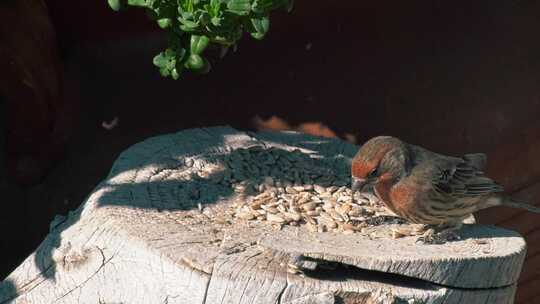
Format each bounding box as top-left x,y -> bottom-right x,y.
0,127 -> 527,304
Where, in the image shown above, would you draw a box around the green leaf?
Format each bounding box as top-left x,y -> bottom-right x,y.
227,0 -> 251,15
185,54 -> 204,70
176,48 -> 187,62
127,0 -> 152,8
107,0 -> 125,11
210,16 -> 222,26
178,0 -> 195,14
190,35 -> 210,55
195,10 -> 211,25
171,68 -> 181,80
195,58 -> 211,74
157,18 -> 172,28
187,56 -> 211,74
179,25 -> 198,32
153,49 -> 175,68
248,16 -> 269,40
179,10 -> 193,20
108,0 -> 294,80
252,0 -> 286,13
178,17 -> 199,31
209,0 -> 222,15
152,47 -> 187,79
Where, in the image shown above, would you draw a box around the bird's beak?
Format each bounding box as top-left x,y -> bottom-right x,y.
351,177 -> 368,192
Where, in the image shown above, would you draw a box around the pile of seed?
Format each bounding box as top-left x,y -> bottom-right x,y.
209,146 -> 402,234
216,146 -> 350,189
234,181 -> 396,233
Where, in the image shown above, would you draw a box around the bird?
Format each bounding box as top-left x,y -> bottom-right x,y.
350,136 -> 540,240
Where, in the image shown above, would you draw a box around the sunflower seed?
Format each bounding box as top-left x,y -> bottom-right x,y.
314,185 -> 326,194
263,206 -> 279,214
267,213 -> 286,223
185,158 -> 195,167
283,212 -> 302,222
335,203 -> 352,215
305,210 -> 320,216
302,202 -> 318,211
236,212 -> 255,220
343,229 -> 355,235
305,222 -> 317,232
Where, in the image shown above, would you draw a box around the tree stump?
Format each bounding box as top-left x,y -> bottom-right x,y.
0,126 -> 526,303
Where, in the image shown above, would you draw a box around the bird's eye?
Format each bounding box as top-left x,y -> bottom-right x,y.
368,167 -> 378,179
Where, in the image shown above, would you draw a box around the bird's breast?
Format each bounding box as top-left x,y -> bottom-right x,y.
374,179 -> 401,215
378,180 -> 425,222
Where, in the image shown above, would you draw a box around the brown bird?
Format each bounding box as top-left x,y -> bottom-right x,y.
351,136 -> 540,231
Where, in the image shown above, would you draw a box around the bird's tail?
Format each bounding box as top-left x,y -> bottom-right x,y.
500,198 -> 540,214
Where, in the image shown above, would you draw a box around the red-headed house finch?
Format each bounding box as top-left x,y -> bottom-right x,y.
351,136 -> 540,236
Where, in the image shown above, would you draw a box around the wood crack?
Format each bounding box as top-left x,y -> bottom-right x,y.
53,246 -> 115,302
276,278 -> 289,304
299,257 -> 515,292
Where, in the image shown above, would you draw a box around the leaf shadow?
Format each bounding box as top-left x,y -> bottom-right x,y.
0,279 -> 18,304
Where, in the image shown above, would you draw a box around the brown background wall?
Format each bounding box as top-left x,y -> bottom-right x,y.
2,1 -> 540,302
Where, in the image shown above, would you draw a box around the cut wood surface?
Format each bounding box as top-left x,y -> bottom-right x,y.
0,126 -> 527,304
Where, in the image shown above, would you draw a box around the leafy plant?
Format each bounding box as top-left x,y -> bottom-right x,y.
107,0 -> 293,79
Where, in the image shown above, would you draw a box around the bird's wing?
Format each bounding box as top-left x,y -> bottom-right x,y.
428,155 -> 503,198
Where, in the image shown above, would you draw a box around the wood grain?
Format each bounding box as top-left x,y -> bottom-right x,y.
0,127 -> 527,303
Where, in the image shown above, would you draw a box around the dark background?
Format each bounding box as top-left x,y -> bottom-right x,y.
2,1 -> 540,302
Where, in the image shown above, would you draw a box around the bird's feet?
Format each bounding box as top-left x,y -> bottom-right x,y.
415,222 -> 463,244
416,228 -> 461,244
391,224 -> 428,238
391,222 -> 463,244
